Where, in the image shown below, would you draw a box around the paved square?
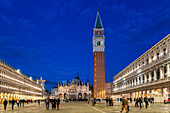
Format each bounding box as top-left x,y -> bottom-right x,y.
0,101 -> 170,113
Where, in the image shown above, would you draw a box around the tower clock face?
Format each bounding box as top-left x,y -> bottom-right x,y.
98,31 -> 100,35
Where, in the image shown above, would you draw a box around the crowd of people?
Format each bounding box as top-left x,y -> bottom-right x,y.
3,99 -> 41,110
106,97 -> 114,106
45,97 -> 60,110
120,96 -> 154,113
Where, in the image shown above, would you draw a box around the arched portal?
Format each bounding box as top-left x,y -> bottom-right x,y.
83,93 -> 87,99
64,93 -> 68,99
59,93 -> 62,98
78,93 -> 82,99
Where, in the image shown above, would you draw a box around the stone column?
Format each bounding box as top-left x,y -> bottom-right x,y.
138,91 -> 140,98
167,64 -> 170,77
135,92 -> 137,98
149,72 -> 151,82
154,69 -> 157,81
160,67 -> 163,79
137,77 -> 139,85
134,78 -> 136,86
131,80 -> 133,87
144,74 -> 147,83
160,66 -> 164,79
141,76 -> 143,84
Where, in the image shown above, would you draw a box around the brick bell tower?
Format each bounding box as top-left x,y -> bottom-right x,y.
93,9 -> 105,98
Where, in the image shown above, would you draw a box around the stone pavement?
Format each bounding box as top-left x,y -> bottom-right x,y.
0,101 -> 169,113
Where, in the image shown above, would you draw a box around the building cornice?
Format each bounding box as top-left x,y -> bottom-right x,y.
0,61 -> 41,86
113,34 -> 170,79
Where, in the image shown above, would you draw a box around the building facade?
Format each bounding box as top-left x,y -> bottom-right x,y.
0,60 -> 43,103
56,76 -> 92,99
105,82 -> 113,97
51,87 -> 58,98
93,9 -> 106,98
113,34 -> 170,102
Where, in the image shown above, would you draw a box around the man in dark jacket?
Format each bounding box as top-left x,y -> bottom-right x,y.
139,97 -> 143,108
106,97 -> 108,106
56,97 -> 60,110
11,99 -> 15,110
3,99 -> 8,110
130,97 -> 132,103
144,96 -> 148,108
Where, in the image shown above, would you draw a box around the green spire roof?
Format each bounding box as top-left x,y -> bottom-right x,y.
95,9 -> 103,28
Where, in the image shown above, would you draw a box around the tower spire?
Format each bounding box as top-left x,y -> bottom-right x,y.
95,8 -> 103,28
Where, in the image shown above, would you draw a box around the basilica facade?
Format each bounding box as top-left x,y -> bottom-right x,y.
56,76 -> 92,100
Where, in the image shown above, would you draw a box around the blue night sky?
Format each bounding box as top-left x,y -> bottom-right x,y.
0,0 -> 170,90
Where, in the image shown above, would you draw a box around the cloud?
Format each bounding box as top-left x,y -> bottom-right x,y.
18,18 -> 36,29
0,15 -> 13,25
0,0 -> 13,9
38,0 -> 86,20
79,8 -> 94,20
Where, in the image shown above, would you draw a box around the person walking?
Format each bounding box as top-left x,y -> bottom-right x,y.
88,99 -> 90,104
109,98 -> 111,106
3,99 -> 8,110
127,98 -> 130,112
52,98 -> 56,110
130,97 -> 132,103
144,96 -> 148,108
135,98 -> 139,107
56,97 -> 60,110
46,97 -> 50,110
22,99 -> 25,107
38,99 -> 40,105
152,97 -> 154,104
19,99 -> 22,107
17,99 -> 20,107
111,98 -> 114,106
11,99 -> 15,110
139,97 -> 143,108
120,97 -> 128,113
106,97 -> 108,106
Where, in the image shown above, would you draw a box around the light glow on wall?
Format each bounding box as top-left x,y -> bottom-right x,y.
0,85 -> 42,95
0,73 -> 42,91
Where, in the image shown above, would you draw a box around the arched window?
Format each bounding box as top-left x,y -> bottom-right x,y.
164,65 -> 167,78
147,74 -> 149,82
143,75 -> 145,83
163,48 -> 166,56
157,69 -> 160,80
157,53 -> 159,60
151,71 -> 154,81
146,59 -> 149,65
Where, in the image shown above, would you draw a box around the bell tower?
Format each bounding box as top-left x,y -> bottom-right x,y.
92,9 -> 105,98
